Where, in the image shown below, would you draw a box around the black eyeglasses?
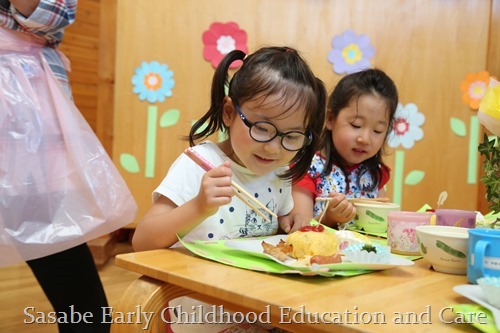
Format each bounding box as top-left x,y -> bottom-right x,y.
234,104 -> 311,151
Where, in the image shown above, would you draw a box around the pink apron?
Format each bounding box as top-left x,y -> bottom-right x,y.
0,27 -> 137,266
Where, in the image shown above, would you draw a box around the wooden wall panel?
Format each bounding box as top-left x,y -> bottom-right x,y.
58,0 -> 118,245
96,0 -> 117,155
113,0 -> 494,224
58,0 -> 116,154
488,0 -> 500,76
60,0 -> 100,135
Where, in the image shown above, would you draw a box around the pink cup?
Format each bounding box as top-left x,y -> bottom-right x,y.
388,211 -> 432,255
435,209 -> 476,228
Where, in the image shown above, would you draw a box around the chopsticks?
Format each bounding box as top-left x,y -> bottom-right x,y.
315,197 -> 390,204
184,147 -> 277,222
348,197 -> 390,203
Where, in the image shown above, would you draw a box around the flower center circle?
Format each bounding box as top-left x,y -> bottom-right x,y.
217,35 -> 236,55
393,118 -> 410,135
342,44 -> 362,64
144,73 -> 162,91
469,81 -> 486,99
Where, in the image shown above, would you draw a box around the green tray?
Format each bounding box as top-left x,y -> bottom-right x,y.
179,232 -> 417,277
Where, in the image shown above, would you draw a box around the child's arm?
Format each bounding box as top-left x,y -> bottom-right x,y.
132,162 -> 233,251
320,192 -> 357,225
280,185 -> 316,233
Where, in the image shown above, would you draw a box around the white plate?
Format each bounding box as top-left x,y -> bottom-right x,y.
224,235 -> 414,271
453,284 -> 500,330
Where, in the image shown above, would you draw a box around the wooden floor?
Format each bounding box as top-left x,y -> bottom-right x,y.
0,242 -> 140,333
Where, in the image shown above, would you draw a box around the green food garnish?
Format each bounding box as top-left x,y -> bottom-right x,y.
361,244 -> 377,253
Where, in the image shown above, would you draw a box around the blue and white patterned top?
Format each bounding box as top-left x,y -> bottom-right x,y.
297,152 -> 389,216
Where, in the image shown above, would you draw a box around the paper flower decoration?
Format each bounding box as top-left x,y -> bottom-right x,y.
132,61 -> 174,103
460,71 -> 490,110
202,22 -> 248,69
478,77 -> 500,136
388,103 -> 425,149
328,29 -> 375,75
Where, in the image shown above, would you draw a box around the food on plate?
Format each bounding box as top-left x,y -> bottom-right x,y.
261,239 -> 291,261
261,224 -> 373,266
285,224 -> 337,258
342,243 -> 391,263
310,254 -> 343,265
334,229 -> 371,250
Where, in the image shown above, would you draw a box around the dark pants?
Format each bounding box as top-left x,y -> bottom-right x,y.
27,243 -> 110,333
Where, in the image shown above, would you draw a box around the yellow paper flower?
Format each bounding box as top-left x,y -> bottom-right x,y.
478,78 -> 500,136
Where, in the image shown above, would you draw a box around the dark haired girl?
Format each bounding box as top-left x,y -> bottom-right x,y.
133,46 -> 326,332
292,68 -> 398,227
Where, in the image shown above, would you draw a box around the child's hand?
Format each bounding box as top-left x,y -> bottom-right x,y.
279,213 -> 312,233
324,192 -> 356,224
195,161 -> 234,217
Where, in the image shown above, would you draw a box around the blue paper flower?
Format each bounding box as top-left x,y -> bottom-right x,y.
328,30 -> 375,75
132,61 -> 174,103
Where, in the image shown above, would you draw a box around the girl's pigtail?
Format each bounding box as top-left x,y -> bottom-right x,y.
188,50 -> 246,146
290,76 -> 327,183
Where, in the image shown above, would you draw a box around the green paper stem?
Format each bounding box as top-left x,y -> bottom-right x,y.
393,150 -> 405,206
145,105 -> 158,178
468,115 -> 479,184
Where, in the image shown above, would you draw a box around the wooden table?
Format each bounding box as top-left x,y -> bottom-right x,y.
110,247 -> 482,333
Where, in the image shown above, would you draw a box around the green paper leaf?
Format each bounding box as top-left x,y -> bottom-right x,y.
191,119 -> 228,142
218,131 -> 228,142
404,170 -> 425,185
193,121 -> 208,135
160,109 -> 180,127
450,118 -> 467,137
120,153 -> 140,173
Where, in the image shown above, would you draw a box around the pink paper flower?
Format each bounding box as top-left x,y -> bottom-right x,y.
202,22 -> 248,69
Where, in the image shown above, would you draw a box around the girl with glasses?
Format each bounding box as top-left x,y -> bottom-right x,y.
291,68 -> 398,228
132,46 -> 326,332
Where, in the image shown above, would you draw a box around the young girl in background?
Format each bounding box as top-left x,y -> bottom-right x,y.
132,46 -> 326,332
291,68 -> 398,228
